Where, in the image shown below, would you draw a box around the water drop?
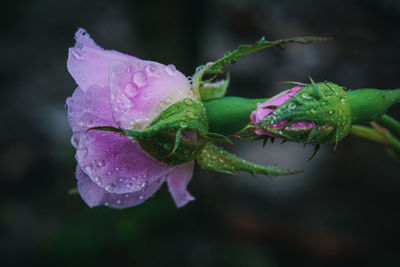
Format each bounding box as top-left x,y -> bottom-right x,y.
126,182 -> 134,188
114,167 -> 120,171
311,108 -> 317,113
184,98 -> 193,105
301,93 -> 312,100
329,110 -> 334,115
71,49 -> 83,60
84,165 -> 93,173
126,67 -> 132,73
165,64 -> 176,75
341,98 -> 346,104
146,63 -> 157,74
94,177 -> 102,185
288,102 -> 296,109
77,145 -> 88,159
97,159 -> 106,167
180,121 -> 188,128
105,183 -> 116,192
139,195 -> 144,200
116,200 -> 122,204
124,83 -> 138,97
132,71 -> 147,87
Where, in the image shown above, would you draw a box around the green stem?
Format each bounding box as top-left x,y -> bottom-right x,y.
350,124 -> 400,153
378,114 -> 400,139
346,89 -> 400,124
203,97 -> 268,136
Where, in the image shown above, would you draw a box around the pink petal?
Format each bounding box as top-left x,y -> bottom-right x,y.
67,28 -> 135,92
167,161 -> 195,208
251,86 -> 302,124
76,166 -> 106,207
109,60 -> 194,129
66,85 -> 115,146
76,165 -> 167,209
76,130 -> 173,194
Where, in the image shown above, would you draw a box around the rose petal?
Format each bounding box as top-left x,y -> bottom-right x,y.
109,60 -> 194,129
251,86 -> 302,124
76,165 -> 167,209
103,176 -> 166,209
76,130 -> 173,194
76,166 -> 106,207
66,85 -> 115,146
67,28 -> 135,91
167,161 -> 195,208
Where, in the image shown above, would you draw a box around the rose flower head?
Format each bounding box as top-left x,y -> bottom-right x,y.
66,28 -> 196,208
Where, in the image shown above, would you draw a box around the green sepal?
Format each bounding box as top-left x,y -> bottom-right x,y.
205,133 -> 233,144
192,36 -> 333,100
139,132 -> 206,166
124,98 -> 209,139
199,73 -> 230,100
196,143 -> 301,176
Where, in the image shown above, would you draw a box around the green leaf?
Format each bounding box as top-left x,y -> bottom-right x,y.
196,143 -> 301,176
192,35 -> 333,100
199,73 -> 230,100
138,131 -> 205,166
208,36 -> 333,73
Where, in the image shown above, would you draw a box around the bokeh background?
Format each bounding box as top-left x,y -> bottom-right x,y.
2,0 -> 400,266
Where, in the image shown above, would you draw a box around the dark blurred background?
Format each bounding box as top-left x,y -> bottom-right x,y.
1,0 -> 400,266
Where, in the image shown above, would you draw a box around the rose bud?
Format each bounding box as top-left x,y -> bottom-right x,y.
249,79 -> 400,148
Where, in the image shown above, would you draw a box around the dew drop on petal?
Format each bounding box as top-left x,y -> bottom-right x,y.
165,64 -> 176,75
146,64 -> 157,75
124,83 -> 138,97
126,67 -> 132,73
97,159 -> 106,167
94,177 -> 103,185
105,183 -> 117,192
84,165 -> 93,173
71,49 -> 83,60
77,145 -> 88,159
132,71 -> 147,87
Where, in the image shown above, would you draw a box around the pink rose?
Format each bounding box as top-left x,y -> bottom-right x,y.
66,28 -> 196,208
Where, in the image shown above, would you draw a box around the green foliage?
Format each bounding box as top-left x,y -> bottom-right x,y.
192,36 -> 333,101
196,142 -> 300,176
